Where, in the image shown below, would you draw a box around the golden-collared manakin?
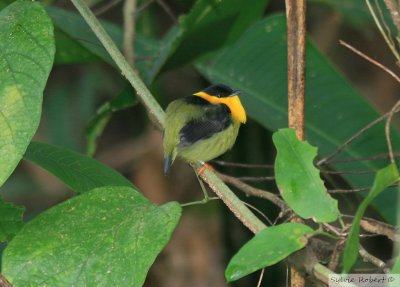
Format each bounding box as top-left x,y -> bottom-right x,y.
163,84 -> 247,175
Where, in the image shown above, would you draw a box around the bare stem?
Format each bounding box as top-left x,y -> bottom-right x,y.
317,113 -> 389,166
216,172 -> 287,210
286,0 -> 307,140
385,100 -> 400,163
71,0 -> 165,129
0,273 -> 11,287
194,163 -> 266,233
123,0 -> 137,69
286,0 -> 307,284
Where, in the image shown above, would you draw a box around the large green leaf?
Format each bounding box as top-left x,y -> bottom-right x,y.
343,164 -> 399,272
53,27 -> 99,65
24,142 -> 134,193
197,14 -> 400,221
0,197 -> 24,243
225,223 -> 313,282
273,129 -> 339,222
2,186 -> 182,287
46,6 -> 160,79
158,0 -> 269,72
0,1 -> 55,187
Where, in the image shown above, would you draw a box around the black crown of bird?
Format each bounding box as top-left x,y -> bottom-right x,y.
163,83 -> 247,175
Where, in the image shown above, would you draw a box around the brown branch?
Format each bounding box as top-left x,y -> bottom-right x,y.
216,172 -> 287,210
328,238 -> 346,271
0,273 -> 11,287
286,1 -> 307,284
340,40 -> 400,84
360,218 -> 398,241
317,113 -> 389,166
321,169 -> 376,175
359,245 -> 390,272
383,0 -> 400,33
210,160 -> 274,169
286,0 -> 307,140
94,0 -> 122,15
237,176 -> 275,182
385,100 -> 400,163
328,187 -> 371,193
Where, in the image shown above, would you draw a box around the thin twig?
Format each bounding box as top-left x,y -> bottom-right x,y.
321,169 -> 376,175
317,113 -> 389,166
341,214 -> 398,241
123,0 -> 138,69
257,268 -> 265,287
194,163 -> 266,233
241,201 -> 274,226
340,40 -> 400,83
359,245 -> 390,273
216,172 -> 287,210
237,176 -> 275,182
134,0 -> 155,16
328,187 -> 370,193
94,0 -> 122,16
375,0 -> 396,51
318,40 -> 400,165
210,160 -> 274,169
328,238 -> 346,271
360,218 -> 398,241
71,0 -> 165,130
366,0 -> 400,62
385,100 -> 400,163
324,152 -> 400,164
156,0 -> 178,24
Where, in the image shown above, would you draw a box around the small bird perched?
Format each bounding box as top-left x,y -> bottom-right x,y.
163,84 -> 247,175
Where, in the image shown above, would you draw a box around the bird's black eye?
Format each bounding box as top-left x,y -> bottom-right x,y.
202,84 -> 236,98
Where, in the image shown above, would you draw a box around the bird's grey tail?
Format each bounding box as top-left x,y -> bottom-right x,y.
164,155 -> 173,176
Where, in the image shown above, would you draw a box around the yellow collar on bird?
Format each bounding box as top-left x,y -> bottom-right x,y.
194,91 -> 247,124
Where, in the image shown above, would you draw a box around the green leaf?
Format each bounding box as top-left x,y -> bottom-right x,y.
53,27 -> 99,65
392,256 -> 400,274
225,223 -> 313,282
196,14 -> 400,222
159,0 -> 269,71
86,86 -> 138,156
343,164 -> 399,273
0,1 -> 55,187
24,142 -> 134,193
46,6 -> 160,80
2,186 -> 182,287
0,197 -> 24,242
273,129 -> 339,222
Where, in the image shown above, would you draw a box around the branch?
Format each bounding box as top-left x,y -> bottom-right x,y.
317,113 -> 388,166
216,172 -> 287,210
71,0 -> 165,130
286,0 -> 307,285
286,0 -> 306,140
123,0 -> 137,69
0,273 -> 11,287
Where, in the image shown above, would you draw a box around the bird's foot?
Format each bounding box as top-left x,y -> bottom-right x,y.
197,162 -> 214,176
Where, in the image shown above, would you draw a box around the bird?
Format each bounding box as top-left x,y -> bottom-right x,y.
163,83 -> 246,175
